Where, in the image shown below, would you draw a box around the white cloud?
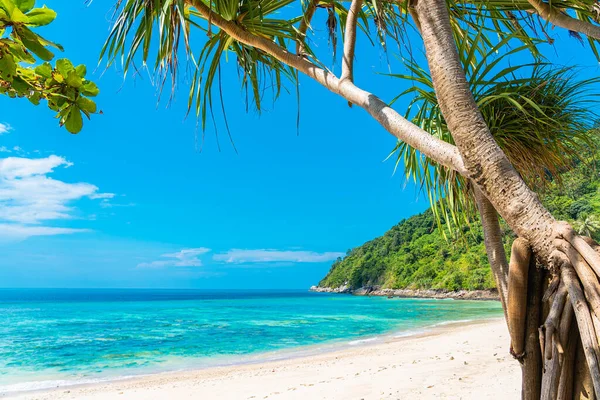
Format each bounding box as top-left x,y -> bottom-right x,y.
213,249 -> 345,264
0,123 -> 12,135
0,146 -> 9,153
137,248 -> 211,268
89,193 -> 115,200
0,224 -> 90,240
0,155 -> 114,239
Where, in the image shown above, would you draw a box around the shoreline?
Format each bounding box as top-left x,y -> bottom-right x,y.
6,317 -> 518,400
309,286 -> 500,300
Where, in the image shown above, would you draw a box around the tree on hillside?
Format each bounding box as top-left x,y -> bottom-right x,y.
102,0 -> 600,398
0,0 -> 98,133
575,215 -> 600,238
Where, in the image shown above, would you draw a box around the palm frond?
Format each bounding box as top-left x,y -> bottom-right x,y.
389,32 -> 599,237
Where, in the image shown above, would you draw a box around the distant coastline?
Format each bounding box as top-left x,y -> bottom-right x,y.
309,285 -> 500,301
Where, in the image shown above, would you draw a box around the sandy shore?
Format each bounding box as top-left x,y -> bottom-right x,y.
9,318 -> 520,400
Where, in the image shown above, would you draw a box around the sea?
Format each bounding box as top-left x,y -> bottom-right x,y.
0,289 -> 503,394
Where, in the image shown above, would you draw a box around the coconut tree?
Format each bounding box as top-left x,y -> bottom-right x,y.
575,215 -> 600,238
101,0 -> 600,398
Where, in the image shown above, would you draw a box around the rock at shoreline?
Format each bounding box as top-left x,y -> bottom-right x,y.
309,286 -> 499,301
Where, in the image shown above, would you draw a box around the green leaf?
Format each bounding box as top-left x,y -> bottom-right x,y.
77,97 -> 97,114
34,62 -> 52,78
65,70 -> 82,88
0,0 -> 28,23
0,55 -> 17,81
25,6 -> 56,26
6,40 -> 35,63
55,58 -> 74,77
81,81 -> 99,97
14,0 -> 34,13
27,91 -> 41,105
64,106 -> 83,134
75,64 -> 86,78
15,26 -> 54,61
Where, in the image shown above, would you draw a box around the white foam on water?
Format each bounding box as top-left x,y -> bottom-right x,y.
347,337 -> 378,346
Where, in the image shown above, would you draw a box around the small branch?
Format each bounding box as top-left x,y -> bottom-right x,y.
561,264 -> 600,397
526,0 -> 600,40
341,0 -> 363,84
296,0 -> 318,56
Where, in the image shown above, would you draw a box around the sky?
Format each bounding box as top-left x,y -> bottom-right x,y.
0,2 -> 598,289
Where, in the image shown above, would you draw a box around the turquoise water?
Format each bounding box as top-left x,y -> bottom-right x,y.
0,289 -> 502,393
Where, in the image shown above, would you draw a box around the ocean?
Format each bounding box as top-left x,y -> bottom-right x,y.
0,289 -> 502,394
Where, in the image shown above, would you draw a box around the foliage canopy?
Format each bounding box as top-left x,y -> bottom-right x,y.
0,0 -> 99,133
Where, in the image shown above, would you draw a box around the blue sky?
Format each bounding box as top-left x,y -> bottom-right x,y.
0,2 -> 598,289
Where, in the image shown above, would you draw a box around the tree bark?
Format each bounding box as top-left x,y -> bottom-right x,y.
525,0 -> 600,40
341,0 -> 362,84
522,258 -> 543,400
474,186 -> 509,317
413,0 -> 557,263
508,238 -> 532,358
296,0 -> 318,56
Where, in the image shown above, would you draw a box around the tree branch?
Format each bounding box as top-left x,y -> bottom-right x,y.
341,0 -> 362,84
185,0 -> 467,175
526,0 -> 600,40
296,0 -> 319,56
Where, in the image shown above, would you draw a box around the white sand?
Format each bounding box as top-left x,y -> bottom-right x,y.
10,318 -> 520,400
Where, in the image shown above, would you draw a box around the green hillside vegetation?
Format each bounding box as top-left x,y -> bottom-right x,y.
319,156 -> 600,291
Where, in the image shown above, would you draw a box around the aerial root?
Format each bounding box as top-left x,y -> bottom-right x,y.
560,264 -> 600,397
508,237 -> 532,359
543,282 -> 567,361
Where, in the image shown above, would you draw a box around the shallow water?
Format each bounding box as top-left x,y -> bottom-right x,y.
0,289 -> 502,393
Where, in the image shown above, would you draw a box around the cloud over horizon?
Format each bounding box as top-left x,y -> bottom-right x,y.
212,249 -> 345,264
137,248 -> 344,269
137,248 -> 211,268
0,155 -> 115,239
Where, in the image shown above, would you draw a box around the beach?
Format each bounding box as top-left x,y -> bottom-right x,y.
10,318 -> 519,400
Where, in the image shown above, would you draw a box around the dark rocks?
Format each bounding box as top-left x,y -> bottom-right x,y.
309,286 -> 499,301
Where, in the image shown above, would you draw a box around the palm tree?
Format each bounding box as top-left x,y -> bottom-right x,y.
389,34 -> 598,322
101,0 -> 600,398
574,215 -> 600,237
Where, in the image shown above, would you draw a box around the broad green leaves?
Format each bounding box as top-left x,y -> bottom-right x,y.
0,0 -> 98,133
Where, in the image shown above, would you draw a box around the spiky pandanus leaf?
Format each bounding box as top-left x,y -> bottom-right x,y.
389,32 -> 599,238
102,0 -> 300,142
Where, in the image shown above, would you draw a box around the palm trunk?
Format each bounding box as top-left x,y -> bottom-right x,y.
413,0 -> 557,262
413,0 -> 600,397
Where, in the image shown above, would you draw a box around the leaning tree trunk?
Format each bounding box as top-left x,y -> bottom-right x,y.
414,0 -> 600,397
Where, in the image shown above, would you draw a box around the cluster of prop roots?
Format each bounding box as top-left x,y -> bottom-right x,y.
508,222 -> 600,399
